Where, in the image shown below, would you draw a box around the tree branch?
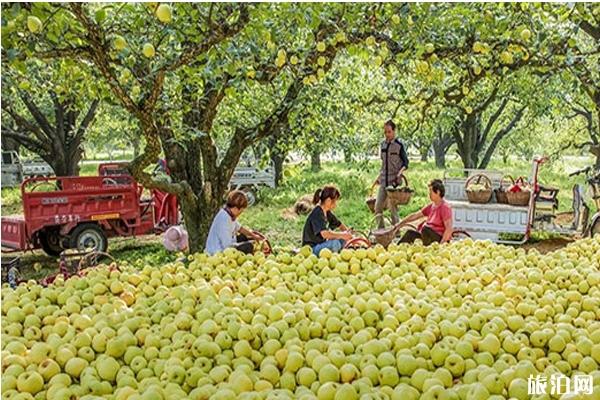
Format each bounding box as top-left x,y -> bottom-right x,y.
69,4 -> 139,115
74,99 -> 100,142
475,86 -> 500,114
165,4 -> 250,73
579,19 -> 600,41
34,46 -> 92,60
51,92 -> 66,144
1,128 -> 47,154
18,91 -> 55,137
481,97 -> 510,145
478,105 -> 526,168
1,102 -> 49,145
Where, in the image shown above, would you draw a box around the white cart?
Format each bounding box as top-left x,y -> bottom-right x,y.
445,156 -> 600,243
443,158 -> 543,244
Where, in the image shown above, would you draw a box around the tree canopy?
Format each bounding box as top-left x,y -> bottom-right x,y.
1,2 -> 599,247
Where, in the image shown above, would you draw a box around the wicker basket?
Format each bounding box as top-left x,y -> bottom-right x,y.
494,175 -> 514,204
507,177 -> 531,206
366,197 -> 377,213
372,226 -> 400,247
371,223 -> 417,247
366,186 -> 390,213
386,175 -> 414,206
465,174 -> 493,204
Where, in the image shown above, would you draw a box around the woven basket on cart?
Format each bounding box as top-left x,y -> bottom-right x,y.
506,177 -> 532,206
494,175 -> 514,204
386,175 -> 414,206
465,173 -> 493,204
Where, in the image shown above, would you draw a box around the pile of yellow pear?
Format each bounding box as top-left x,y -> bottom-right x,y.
2,237 -> 599,400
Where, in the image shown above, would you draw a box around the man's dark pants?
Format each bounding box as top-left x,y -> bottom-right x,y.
398,226 -> 442,246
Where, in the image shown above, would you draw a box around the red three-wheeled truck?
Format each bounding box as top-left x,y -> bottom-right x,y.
1,163 -> 179,256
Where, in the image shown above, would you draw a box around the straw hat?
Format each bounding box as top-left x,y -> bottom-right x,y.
162,225 -> 189,252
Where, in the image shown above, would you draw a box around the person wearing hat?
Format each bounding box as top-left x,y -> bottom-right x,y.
162,225 -> 189,252
373,119 -> 409,229
205,190 -> 262,255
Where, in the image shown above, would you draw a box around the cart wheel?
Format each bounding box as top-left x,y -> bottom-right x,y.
344,237 -> 371,249
589,217 -> 600,237
39,229 -> 64,256
69,224 -> 108,252
451,230 -> 472,241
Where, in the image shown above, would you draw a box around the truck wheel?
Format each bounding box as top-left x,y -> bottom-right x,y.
39,229 -> 64,256
69,224 -> 108,252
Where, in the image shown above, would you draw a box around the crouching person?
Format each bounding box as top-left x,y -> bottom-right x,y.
205,190 -> 262,255
398,179 -> 453,245
302,185 -> 352,255
163,225 -> 189,252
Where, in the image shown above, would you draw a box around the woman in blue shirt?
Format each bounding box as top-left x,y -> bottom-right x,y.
205,190 -> 261,255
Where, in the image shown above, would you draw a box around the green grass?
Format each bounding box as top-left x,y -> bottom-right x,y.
0,187 -> 22,216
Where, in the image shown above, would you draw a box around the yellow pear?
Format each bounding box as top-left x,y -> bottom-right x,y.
114,35 -> 127,51
156,4 -> 172,23
27,16 -> 42,33
142,43 -> 156,58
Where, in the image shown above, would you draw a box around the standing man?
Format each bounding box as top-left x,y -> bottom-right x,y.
374,120 -> 410,229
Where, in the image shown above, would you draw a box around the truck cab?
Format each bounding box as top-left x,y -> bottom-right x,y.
1,151 -> 24,187
1,151 -> 54,188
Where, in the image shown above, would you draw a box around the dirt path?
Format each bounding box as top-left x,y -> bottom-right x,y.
519,237 -> 575,253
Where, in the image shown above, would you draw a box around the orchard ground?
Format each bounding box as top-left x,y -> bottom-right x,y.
0,156 -> 591,281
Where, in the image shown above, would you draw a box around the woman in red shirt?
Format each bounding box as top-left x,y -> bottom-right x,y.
397,179 -> 453,245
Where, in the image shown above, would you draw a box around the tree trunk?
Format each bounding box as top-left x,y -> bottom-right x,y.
433,130 -> 453,169
1,135 -> 20,152
179,195 -> 221,253
271,150 -> 285,187
66,146 -> 82,176
420,147 -> 429,162
132,136 -> 140,159
48,147 -> 81,176
454,115 -> 480,169
343,149 -> 353,163
433,144 -> 446,169
590,144 -> 600,170
310,149 -> 321,172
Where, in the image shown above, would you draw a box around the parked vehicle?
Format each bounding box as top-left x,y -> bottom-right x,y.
1,163 -> 178,256
1,151 -> 54,187
535,165 -> 600,237
22,157 -> 54,178
443,156 -> 600,244
1,151 -> 23,187
229,163 -> 276,206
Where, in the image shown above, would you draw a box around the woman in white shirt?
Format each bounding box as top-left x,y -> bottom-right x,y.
205,190 -> 262,255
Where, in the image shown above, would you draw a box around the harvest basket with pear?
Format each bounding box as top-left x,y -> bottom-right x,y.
465,173 -> 493,204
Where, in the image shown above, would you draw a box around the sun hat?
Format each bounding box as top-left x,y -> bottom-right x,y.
162,225 -> 189,252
